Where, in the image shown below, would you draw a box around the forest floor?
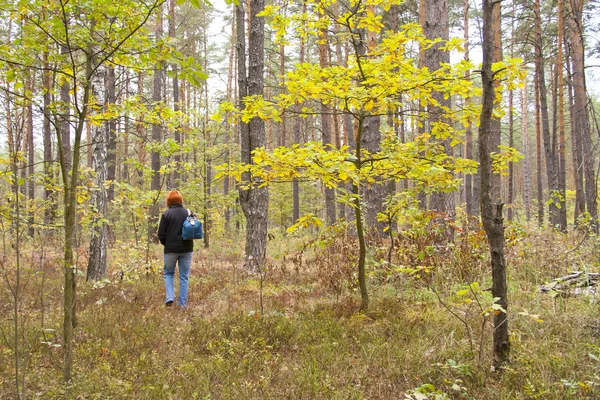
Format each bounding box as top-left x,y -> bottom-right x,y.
1,225 -> 600,399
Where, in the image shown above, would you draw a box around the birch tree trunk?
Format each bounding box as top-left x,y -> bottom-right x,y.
87,66 -> 108,281
106,66 -> 117,204
43,51 -> 55,225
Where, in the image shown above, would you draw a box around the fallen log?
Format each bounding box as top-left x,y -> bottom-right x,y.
539,271 -> 600,297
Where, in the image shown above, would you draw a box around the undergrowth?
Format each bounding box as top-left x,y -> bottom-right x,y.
1,225 -> 599,399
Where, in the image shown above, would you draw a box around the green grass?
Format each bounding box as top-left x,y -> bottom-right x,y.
1,228 -> 599,399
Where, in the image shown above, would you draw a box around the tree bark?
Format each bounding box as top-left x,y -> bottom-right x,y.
567,0 -> 597,229
464,0 -> 475,217
424,0 -> 455,228
87,66 -> 108,281
26,69 -> 35,237
535,76 -> 545,226
60,45 -> 72,173
239,0 -> 269,272
480,0 -> 510,369
507,87 -> 514,221
534,0 -> 559,226
521,85 -> 532,222
106,66 -> 117,203
318,11 -> 336,225
169,0 -> 182,186
43,51 -> 55,225
490,1 -> 502,205
150,9 -> 164,242
556,0 -> 567,231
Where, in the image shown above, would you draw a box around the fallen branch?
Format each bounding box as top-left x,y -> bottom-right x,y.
539,271 -> 600,297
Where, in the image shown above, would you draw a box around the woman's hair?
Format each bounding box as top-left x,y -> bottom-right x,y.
166,190 -> 183,207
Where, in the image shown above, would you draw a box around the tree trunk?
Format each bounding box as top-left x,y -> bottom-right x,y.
535,76 -> 545,226
319,11 -> 336,225
88,66 -> 108,281
26,69 -> 35,237
292,0 -> 307,225
490,2 -> 502,204
43,52 -> 55,225
464,0 -> 475,217
60,45 -> 72,173
239,0 -> 269,272
360,9 -> 390,235
556,0 -> 567,231
150,9 -> 164,242
61,37 -> 96,384
507,87 -> 514,222
521,85 -> 532,222
567,0 -> 597,229
106,66 -> 117,203
170,0 -> 181,186
225,6 -> 236,228
479,0 -> 510,368
424,0 -> 455,226
534,0 -> 559,226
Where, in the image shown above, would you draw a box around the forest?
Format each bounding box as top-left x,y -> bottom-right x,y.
0,0 -> 599,397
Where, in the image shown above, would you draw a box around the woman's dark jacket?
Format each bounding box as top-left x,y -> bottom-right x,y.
157,203 -> 194,254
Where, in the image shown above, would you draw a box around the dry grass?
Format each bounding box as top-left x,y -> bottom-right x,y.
1,226 -> 599,399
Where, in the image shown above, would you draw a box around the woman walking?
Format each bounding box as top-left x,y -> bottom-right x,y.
157,190 -> 193,308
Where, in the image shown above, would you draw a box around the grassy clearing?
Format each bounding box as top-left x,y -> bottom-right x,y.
1,226 -> 599,399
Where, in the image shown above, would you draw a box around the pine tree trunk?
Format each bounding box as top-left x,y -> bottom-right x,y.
567,0 -> 597,229
535,77 -> 545,226
318,11 -> 337,225
424,0 -> 454,226
522,85 -> 532,222
556,0 -> 567,231
490,3 -> 502,204
239,0 -> 269,272
534,0 -> 559,226
564,37 -> 585,226
225,6 -> 236,227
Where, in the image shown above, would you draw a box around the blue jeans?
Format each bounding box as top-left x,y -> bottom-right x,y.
163,252 -> 193,308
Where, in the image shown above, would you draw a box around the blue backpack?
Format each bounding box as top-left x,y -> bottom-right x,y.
182,209 -> 203,240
